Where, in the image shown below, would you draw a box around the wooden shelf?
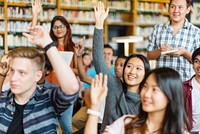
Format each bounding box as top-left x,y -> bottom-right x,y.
107,21 -> 134,26
138,0 -> 170,3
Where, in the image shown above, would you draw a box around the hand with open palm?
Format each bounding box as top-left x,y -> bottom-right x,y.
94,1 -> 109,29
90,73 -> 108,111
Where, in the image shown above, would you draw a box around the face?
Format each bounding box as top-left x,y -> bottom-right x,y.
114,58 -> 126,79
193,55 -> 200,77
140,74 -> 168,113
83,55 -> 91,67
104,48 -> 113,65
169,0 -> 190,23
52,20 -> 67,39
124,57 -> 145,88
8,58 -> 42,97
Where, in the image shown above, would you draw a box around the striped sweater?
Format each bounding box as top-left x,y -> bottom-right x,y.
0,81 -> 78,134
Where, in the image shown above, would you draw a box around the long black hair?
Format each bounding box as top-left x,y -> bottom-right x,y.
125,67 -> 190,134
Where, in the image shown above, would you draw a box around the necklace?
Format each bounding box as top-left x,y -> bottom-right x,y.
146,123 -> 161,134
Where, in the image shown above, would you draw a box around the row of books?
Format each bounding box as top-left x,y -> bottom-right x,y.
61,0 -> 98,8
137,2 -> 169,12
61,10 -> 128,22
137,14 -> 169,24
0,21 -> 5,31
7,7 -> 57,20
7,0 -> 56,4
5,33 -> 93,48
7,20 -> 95,35
135,26 -> 154,37
7,34 -> 34,47
107,1 -> 131,11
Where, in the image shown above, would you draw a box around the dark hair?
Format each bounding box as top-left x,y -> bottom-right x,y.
50,16 -> 75,51
169,0 -> 191,7
122,54 -> 150,91
116,55 -> 128,61
192,47 -> 200,63
125,67 -> 190,134
104,44 -> 114,56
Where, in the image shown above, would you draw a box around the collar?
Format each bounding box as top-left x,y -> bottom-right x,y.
164,18 -> 189,29
183,75 -> 195,89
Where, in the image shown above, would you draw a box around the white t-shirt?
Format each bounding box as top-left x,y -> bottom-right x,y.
191,77 -> 200,131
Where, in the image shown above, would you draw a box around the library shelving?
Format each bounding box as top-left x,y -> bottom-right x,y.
0,0 -> 170,55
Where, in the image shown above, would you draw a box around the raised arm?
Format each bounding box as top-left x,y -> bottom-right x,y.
23,26 -> 79,95
31,0 -> 42,27
74,39 -> 92,84
84,73 -> 108,134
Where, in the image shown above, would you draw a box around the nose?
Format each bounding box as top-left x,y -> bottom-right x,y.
143,88 -> 152,98
130,67 -> 137,74
10,72 -> 18,81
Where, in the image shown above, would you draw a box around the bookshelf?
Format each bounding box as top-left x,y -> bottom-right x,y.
0,0 -> 169,55
134,0 -> 170,54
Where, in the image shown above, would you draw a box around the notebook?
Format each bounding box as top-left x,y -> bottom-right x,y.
59,51 -> 74,65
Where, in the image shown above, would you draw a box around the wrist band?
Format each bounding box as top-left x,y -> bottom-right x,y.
87,109 -> 100,117
44,41 -> 57,53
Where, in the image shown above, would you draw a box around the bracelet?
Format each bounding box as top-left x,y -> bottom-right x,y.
87,109 -> 100,117
0,73 -> 6,77
75,51 -> 85,57
44,41 -> 57,53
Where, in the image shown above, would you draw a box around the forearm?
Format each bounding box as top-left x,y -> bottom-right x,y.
182,50 -> 192,63
147,49 -> 161,60
77,56 -> 92,84
46,44 -> 79,95
84,104 -> 101,134
31,15 -> 38,27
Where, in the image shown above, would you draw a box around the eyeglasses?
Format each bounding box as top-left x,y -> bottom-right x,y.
52,25 -> 66,30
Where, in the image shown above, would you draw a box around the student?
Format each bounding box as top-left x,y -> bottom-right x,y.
82,53 -> 92,72
147,0 -> 200,81
0,25 -> 79,133
85,68 -> 190,134
31,1 -> 76,133
114,55 -> 127,81
184,47 -> 200,132
92,2 -> 150,131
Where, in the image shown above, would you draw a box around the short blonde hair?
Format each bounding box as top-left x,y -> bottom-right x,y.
8,47 -> 45,71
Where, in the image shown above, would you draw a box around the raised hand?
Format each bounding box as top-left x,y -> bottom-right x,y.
74,36 -> 85,56
90,73 -> 108,110
32,0 -> 42,16
94,1 -> 109,29
22,26 -> 52,48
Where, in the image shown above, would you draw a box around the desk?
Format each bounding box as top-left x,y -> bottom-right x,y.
112,36 -> 143,56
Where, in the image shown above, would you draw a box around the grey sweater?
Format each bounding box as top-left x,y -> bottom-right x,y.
93,28 -> 141,132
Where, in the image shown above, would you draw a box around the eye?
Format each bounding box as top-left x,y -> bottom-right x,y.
19,71 -> 25,76
170,5 -> 175,8
137,67 -> 142,71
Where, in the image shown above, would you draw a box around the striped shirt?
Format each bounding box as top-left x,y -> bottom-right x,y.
0,81 -> 78,134
148,19 -> 200,81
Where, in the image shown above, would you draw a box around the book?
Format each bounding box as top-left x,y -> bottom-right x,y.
161,49 -> 179,56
